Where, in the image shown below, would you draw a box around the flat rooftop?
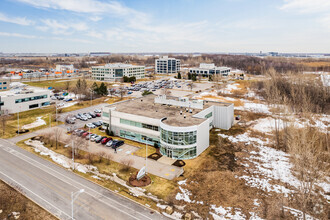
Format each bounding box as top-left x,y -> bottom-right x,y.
106,94 -> 231,127
0,85 -> 49,98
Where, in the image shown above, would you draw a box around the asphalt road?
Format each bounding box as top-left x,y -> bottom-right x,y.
0,139 -> 168,220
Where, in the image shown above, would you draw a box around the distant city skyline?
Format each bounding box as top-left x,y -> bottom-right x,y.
0,0 -> 329,53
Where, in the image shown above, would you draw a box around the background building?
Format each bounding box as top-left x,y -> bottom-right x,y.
0,81 -> 50,114
92,63 -> 145,81
189,63 -> 231,76
155,56 -> 181,74
101,94 -> 234,160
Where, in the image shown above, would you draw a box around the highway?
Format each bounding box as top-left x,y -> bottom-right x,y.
0,139 -> 168,220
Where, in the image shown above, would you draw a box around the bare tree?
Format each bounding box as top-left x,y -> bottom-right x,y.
0,113 -> 9,136
119,87 -> 126,100
64,81 -> 71,91
105,153 -> 114,165
120,159 -> 134,172
287,126 -> 328,220
52,128 -> 63,149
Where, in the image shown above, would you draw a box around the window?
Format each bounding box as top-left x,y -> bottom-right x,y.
15,94 -> 47,103
29,104 -> 39,109
160,128 -> 197,145
102,112 -> 109,118
205,112 -> 212,119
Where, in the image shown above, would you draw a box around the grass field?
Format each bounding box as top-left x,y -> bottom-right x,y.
0,179 -> 56,220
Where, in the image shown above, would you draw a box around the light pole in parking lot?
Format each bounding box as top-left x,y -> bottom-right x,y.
72,139 -> 75,170
71,189 -> 84,220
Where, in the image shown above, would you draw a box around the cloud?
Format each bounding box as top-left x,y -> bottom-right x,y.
280,0 -> 330,13
89,16 -> 102,22
86,30 -> 103,39
0,32 -> 37,39
280,0 -> 330,30
38,19 -> 88,35
15,0 -> 138,15
0,12 -> 34,26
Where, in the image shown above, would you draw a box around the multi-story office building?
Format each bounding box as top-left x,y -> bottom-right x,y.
91,63 -> 145,81
101,94 -> 234,160
189,63 -> 231,76
155,56 -> 181,74
0,83 -> 50,114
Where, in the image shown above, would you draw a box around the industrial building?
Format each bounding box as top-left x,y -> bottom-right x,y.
91,63 -> 145,81
155,56 -> 181,74
189,63 -> 231,76
0,80 -> 50,114
101,94 -> 234,160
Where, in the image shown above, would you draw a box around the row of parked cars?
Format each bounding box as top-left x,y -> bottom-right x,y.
66,109 -> 102,124
73,129 -> 124,149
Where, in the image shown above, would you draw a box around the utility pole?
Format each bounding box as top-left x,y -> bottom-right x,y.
72,139 -> 74,170
146,142 -> 147,174
71,189 -> 84,220
17,106 -> 20,135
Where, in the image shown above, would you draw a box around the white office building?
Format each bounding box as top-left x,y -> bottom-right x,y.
189,63 -> 231,76
155,56 -> 181,74
0,81 -> 51,114
101,94 -> 234,160
92,63 -> 145,81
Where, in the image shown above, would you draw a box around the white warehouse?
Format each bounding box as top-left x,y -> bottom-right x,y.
92,63 -> 145,81
0,81 -> 51,114
155,56 -> 181,74
189,63 -> 231,76
101,95 -> 234,160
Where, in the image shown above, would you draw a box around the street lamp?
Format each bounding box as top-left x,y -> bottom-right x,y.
71,189 -> 84,220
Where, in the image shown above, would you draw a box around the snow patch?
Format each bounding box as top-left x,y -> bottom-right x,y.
22,117 -> 46,129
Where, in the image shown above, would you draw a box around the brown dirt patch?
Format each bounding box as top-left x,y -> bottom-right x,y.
128,173 -> 151,187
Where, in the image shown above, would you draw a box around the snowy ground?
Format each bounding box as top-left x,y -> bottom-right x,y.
22,117 -> 46,129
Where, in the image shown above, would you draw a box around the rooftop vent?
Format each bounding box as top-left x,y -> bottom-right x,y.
184,115 -> 186,118
189,109 -> 193,113
180,110 -> 182,115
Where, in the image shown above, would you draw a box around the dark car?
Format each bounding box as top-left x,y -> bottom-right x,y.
95,136 -> 106,143
95,113 -> 101,117
89,112 -> 96,118
111,140 -> 124,149
101,137 -> 112,145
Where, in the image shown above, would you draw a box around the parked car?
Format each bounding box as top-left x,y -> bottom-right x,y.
65,118 -> 75,124
111,140 -> 124,149
84,113 -> 92,119
76,130 -> 86,136
127,91 -> 133,95
95,136 -> 106,143
101,137 -> 112,145
95,113 -> 101,117
82,132 -> 90,138
94,109 -> 101,113
90,135 -> 100,142
65,98 -> 73,102
89,112 -> 96,118
105,140 -> 113,147
86,123 -> 96,128
80,116 -> 88,121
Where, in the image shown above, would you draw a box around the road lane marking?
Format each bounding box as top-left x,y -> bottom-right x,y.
0,143 -> 155,220
0,170 -> 71,220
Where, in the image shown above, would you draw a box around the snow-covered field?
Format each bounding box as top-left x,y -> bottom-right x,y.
22,117 -> 46,129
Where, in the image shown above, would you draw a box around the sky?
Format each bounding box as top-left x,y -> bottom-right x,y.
0,0 -> 329,53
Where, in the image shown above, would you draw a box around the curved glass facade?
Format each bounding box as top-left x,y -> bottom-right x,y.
160,128 -> 196,146
160,144 -> 197,160
160,127 -> 197,159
